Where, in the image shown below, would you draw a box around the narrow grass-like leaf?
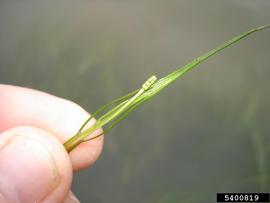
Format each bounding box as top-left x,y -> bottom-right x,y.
83,98 -> 148,142
64,25 -> 270,152
76,89 -> 140,134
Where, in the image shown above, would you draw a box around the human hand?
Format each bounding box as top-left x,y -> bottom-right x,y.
0,84 -> 103,203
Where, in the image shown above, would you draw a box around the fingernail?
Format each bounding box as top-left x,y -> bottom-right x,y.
0,135 -> 60,203
64,191 -> 80,203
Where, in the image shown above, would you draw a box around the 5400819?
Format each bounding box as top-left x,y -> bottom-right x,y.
216,193 -> 269,202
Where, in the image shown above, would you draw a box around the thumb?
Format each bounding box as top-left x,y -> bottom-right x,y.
0,126 -> 72,203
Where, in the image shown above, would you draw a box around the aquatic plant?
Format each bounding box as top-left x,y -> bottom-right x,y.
64,25 -> 270,152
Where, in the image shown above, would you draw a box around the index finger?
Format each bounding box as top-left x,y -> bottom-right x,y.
0,84 -> 103,171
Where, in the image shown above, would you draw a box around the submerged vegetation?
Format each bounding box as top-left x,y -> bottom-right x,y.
64,25 -> 270,152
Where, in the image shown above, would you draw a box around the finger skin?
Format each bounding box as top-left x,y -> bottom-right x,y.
0,84 -> 103,171
0,126 -> 72,203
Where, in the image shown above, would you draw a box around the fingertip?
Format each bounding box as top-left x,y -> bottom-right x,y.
69,132 -> 104,171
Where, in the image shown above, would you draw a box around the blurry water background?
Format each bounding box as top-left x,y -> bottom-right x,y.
0,1 -> 270,202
